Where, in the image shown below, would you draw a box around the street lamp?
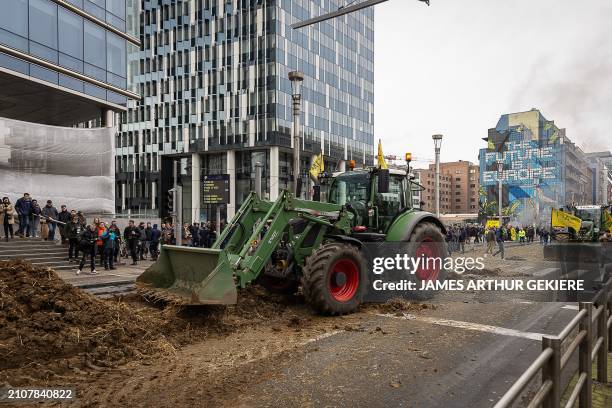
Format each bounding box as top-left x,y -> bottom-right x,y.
497,161 -> 504,224
289,71 -> 304,198
432,134 -> 443,217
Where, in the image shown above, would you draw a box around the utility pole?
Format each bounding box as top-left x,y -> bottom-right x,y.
173,160 -> 182,246
432,134 -> 443,217
498,161 -> 503,225
254,161 -> 262,198
289,71 -> 304,198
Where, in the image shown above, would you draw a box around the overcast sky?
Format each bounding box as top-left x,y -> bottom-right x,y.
374,0 -> 612,167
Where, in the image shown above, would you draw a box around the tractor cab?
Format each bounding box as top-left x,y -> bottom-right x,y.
327,167 -> 414,234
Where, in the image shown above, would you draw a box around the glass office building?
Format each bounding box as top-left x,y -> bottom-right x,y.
118,0 -> 375,223
0,0 -> 140,213
0,0 -> 140,124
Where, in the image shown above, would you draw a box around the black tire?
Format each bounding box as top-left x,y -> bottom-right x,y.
408,222 -> 448,300
258,274 -> 299,295
302,243 -> 367,315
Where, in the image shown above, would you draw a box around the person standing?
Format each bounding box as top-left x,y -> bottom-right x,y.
57,205 -> 71,244
30,199 -> 42,238
150,224 -> 161,260
65,214 -> 83,262
137,222 -> 147,260
145,222 -> 153,257
0,197 -> 15,241
124,220 -> 139,265
492,227 -> 505,259
109,221 -> 121,264
15,193 -> 32,237
486,227 -> 496,255
190,222 -> 200,247
77,224 -> 98,275
41,200 -> 59,241
101,226 -> 117,270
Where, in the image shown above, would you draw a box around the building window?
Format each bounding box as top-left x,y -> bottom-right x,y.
1,0 -> 28,37
84,20 -> 106,69
29,0 -> 57,49
58,7 -> 83,59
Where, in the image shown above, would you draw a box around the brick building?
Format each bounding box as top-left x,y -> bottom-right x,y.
415,161 -> 480,214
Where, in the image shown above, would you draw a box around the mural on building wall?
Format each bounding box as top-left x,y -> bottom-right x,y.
479,110 -> 565,225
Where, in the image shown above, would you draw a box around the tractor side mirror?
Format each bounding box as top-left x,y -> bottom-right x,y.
378,169 -> 390,194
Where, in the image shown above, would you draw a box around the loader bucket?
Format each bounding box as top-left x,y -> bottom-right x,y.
136,245 -> 237,305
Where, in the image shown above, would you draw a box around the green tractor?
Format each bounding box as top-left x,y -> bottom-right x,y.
137,164 -> 447,315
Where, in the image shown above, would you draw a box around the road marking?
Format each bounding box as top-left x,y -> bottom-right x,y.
562,305 -> 579,310
300,330 -> 344,346
533,267 -> 559,277
376,313 -> 545,341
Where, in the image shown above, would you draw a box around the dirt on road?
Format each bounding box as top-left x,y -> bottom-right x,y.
0,259 -> 439,407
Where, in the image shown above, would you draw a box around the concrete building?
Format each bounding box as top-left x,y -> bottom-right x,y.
118,0 -> 375,223
585,151 -> 612,204
0,0 -> 140,213
479,109 -> 594,224
414,161 -> 479,215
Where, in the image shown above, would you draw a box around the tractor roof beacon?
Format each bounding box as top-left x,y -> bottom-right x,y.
137,163 -> 447,315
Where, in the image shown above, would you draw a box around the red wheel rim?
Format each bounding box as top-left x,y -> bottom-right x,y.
415,238 -> 440,281
329,258 -> 359,302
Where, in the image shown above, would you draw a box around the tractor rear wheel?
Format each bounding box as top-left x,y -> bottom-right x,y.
302,243 -> 366,315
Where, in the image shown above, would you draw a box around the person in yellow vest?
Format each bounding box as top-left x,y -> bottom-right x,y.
510,226 -> 517,241
518,228 -> 526,245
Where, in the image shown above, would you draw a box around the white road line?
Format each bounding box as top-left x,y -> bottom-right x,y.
533,267 -> 559,277
561,305 -> 579,310
299,330 -> 344,346
376,313 -> 545,341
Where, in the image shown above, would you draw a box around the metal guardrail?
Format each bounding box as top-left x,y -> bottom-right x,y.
495,277 -> 611,408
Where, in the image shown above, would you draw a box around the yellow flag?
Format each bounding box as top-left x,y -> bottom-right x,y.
487,138 -> 495,150
551,208 -> 581,231
377,140 -> 388,169
485,219 -> 500,229
603,208 -> 612,233
309,153 -> 324,181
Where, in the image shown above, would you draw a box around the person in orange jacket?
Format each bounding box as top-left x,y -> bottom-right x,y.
94,218 -> 106,266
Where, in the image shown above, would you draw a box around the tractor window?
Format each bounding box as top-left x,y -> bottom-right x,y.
328,172 -> 370,226
376,175 -> 405,232
328,172 -> 370,206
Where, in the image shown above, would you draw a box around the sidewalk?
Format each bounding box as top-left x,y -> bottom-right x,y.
56,258 -> 154,297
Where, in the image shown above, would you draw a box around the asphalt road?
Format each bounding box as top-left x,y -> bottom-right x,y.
227,301 -> 577,408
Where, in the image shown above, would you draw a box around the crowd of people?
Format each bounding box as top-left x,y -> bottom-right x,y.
445,223 -> 555,260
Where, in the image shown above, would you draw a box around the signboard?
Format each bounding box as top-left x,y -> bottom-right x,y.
485,219 -> 500,229
201,174 -> 230,204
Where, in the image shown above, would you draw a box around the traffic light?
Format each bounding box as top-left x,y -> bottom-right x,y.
165,189 -> 174,214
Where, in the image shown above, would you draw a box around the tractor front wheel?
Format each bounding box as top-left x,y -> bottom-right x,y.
302,243 -> 366,315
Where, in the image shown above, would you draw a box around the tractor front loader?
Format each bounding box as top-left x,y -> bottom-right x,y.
137,166 -> 447,315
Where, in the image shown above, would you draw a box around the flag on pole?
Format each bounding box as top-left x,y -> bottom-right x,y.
377,139 -> 388,169
551,208 -> 581,232
309,153 -> 324,182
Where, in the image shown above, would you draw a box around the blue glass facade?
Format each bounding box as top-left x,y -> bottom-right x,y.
0,0 -> 140,109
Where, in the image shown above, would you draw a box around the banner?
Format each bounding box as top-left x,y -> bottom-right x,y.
603,208 -> 612,233
485,219 -> 500,229
551,208 -> 581,231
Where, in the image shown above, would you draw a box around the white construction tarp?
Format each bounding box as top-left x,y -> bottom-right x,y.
0,117 -> 115,214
